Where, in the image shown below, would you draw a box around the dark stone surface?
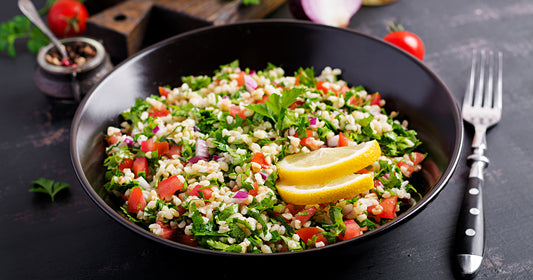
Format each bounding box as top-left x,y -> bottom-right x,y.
1,0 -> 532,279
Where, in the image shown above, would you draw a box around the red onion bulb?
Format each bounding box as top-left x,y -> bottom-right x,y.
289,0 -> 362,27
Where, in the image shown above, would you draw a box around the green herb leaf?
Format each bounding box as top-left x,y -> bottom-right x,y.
29,178 -> 70,202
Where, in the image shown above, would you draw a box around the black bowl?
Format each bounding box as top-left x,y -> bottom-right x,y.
70,20 -> 463,255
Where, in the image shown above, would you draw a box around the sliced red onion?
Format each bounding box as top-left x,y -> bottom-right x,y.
231,191 -> 249,204
212,154 -> 222,161
195,139 -> 209,158
124,137 -> 134,146
244,74 -> 258,92
289,0 -> 362,27
152,126 -> 160,134
309,116 -> 318,126
259,172 -> 268,180
188,156 -> 209,164
327,135 -> 339,147
288,127 -> 296,137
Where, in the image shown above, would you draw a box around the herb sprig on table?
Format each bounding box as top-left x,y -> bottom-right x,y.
29,178 -> 70,202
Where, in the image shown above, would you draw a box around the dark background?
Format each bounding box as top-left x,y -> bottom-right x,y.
1,0 -> 532,279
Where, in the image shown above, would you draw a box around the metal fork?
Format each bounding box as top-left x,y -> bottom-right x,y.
456,49 -> 503,278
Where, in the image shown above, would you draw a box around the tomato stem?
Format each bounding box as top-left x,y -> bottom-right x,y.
387,22 -> 405,33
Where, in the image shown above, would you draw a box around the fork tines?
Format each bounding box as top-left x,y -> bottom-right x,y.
463,49 -> 503,111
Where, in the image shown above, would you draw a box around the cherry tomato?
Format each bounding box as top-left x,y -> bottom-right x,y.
383,24 -> 425,60
47,0 -> 88,38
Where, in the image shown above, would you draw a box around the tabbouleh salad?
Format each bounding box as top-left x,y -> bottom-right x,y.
103,61 -> 426,253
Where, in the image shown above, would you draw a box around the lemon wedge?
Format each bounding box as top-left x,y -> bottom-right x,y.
276,173 -> 374,205
277,140 -> 381,186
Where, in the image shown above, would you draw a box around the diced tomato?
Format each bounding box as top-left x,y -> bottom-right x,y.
157,175 -> 184,198
149,107 -> 170,118
165,144 -> 181,157
118,158 -> 134,171
255,94 -> 269,104
286,204 -> 304,215
176,234 -> 198,246
289,100 -> 305,109
141,139 -> 170,156
106,135 -> 119,145
338,132 -> 349,147
249,181 -> 259,196
189,185 -> 213,200
355,166 -> 374,174
300,137 -> 320,151
250,152 -> 270,169
155,221 -> 177,240
368,196 -> 398,219
316,81 -> 330,95
410,152 -> 425,166
153,141 -> 169,156
337,85 -> 350,98
141,138 -> 155,153
373,178 -> 384,189
348,95 -> 364,106
236,71 -> 245,87
296,227 -> 328,245
338,219 -> 361,240
158,86 -> 171,97
294,206 -> 317,224
127,186 -> 146,213
369,92 -> 382,106
397,161 -> 415,177
132,157 -> 148,178
229,105 -> 247,119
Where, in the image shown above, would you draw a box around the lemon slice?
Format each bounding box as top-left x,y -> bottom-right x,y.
276,173 -> 374,205
277,140 -> 381,185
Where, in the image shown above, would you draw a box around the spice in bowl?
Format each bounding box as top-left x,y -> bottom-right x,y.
44,41 -> 97,67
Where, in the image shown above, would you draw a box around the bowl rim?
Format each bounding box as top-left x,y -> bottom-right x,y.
70,19 -> 463,256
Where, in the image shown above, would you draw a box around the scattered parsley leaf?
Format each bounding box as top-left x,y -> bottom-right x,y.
29,178 -> 70,202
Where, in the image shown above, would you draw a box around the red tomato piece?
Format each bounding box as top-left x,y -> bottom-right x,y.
106,135 -> 119,145
296,227 -> 328,245
157,175 -> 184,199
132,157 -> 148,178
338,132 -> 349,147
155,221 -> 177,240
153,141 -> 169,156
189,185 -> 213,200
294,206 -> 317,224
176,234 -> 198,246
158,86 -> 171,97
127,186 -> 146,213
165,144 -> 181,157
286,204 -> 304,215
369,92 -> 382,106
229,105 -> 247,119
397,161 -> 415,177
338,219 -> 361,240
289,100 -> 305,109
300,137 -> 320,151
249,181 -> 259,196
141,138 -> 155,153
119,158 -> 134,171
250,152 -> 270,169
410,152 -> 425,166
316,81 -> 330,95
236,71 -> 245,87
368,196 -> 398,219
149,107 -> 170,118
348,95 -> 364,106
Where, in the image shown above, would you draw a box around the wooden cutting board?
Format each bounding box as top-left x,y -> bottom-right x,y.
86,0 -> 286,62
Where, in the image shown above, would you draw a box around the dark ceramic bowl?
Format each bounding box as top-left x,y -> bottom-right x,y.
71,20 -> 463,255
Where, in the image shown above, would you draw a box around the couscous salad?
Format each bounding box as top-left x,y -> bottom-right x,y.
103,61 -> 425,253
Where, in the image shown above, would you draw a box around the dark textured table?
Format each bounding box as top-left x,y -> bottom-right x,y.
1,0 -> 532,279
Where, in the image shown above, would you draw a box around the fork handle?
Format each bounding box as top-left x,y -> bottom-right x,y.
455,156 -> 488,278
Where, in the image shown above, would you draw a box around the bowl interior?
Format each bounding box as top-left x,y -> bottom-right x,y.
71,20 -> 462,255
